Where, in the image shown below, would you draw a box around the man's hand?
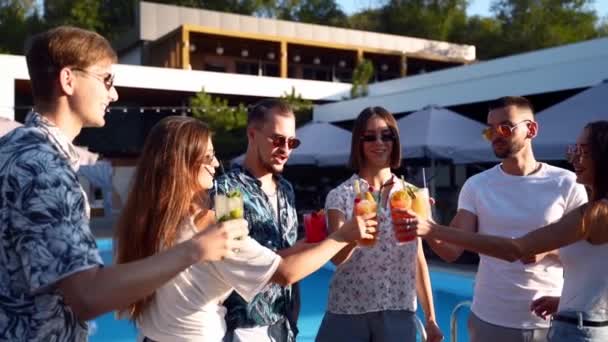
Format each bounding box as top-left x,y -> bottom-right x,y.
530,296 -> 560,320
520,250 -> 558,264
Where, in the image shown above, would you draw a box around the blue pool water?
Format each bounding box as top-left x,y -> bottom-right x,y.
90,239 -> 473,341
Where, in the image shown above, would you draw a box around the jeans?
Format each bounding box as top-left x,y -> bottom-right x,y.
547,311 -> 608,342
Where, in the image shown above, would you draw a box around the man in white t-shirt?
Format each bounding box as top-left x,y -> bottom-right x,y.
427,96 -> 588,342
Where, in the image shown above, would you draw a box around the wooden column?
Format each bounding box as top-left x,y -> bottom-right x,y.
181,26 -> 190,70
280,40 -> 288,78
357,48 -> 364,64
400,54 -> 407,77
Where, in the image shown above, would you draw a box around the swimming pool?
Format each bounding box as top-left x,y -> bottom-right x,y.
90,239 -> 473,342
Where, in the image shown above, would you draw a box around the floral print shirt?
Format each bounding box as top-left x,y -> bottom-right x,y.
0,113 -> 102,341
325,174 -> 418,314
212,165 -> 299,340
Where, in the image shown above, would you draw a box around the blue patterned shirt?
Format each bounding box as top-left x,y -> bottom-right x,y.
0,113 -> 102,341
213,165 -> 299,340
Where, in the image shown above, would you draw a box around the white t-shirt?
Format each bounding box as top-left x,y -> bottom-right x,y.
459,163 -> 588,329
137,216 -> 282,342
558,224 -> 608,321
324,174 -> 418,314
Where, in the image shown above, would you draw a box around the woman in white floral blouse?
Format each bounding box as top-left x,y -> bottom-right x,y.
316,106 -> 443,342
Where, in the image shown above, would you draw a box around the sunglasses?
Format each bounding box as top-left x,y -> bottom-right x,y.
72,68 -> 115,90
268,134 -> 301,149
361,132 -> 396,143
482,120 -> 531,141
565,144 -> 589,163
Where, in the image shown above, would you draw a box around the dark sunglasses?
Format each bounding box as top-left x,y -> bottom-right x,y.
361,132 -> 395,143
482,120 -> 531,141
72,68 -> 115,90
268,134 -> 301,149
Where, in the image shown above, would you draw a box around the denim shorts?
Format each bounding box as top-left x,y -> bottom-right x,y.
315,310 -> 417,342
547,311 -> 608,342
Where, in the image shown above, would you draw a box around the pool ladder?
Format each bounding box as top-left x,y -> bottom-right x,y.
413,315 -> 428,341
450,300 -> 472,342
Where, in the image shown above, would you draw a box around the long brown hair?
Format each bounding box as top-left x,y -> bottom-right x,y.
585,121 -> 608,202
114,116 -> 212,320
579,121 -> 608,243
349,106 -> 402,170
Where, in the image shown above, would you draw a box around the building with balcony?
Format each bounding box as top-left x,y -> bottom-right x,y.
116,1 -> 475,83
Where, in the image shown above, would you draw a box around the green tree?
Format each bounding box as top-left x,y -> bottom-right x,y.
43,0 -> 104,33
274,0 -> 349,27
489,0 -> 599,56
378,0 -> 469,41
280,86 -> 313,125
350,59 -> 374,98
149,0 -> 272,15
190,89 -> 248,158
449,15 -> 504,59
348,8 -> 382,31
0,0 -> 43,54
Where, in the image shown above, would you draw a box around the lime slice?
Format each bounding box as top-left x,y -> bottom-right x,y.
229,208 -> 243,219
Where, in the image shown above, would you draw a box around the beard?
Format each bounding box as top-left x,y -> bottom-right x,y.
492,139 -> 525,159
257,147 -> 284,175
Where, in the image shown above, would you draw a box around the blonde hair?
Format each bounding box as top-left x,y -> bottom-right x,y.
26,26 -> 117,104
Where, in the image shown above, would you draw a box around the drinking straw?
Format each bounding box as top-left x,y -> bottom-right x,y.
422,167 -> 427,188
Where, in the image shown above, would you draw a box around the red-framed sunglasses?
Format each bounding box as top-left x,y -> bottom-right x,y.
267,134 -> 301,149
482,120 -> 531,141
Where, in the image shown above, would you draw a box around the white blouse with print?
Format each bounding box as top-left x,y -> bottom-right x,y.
324,174 -> 418,314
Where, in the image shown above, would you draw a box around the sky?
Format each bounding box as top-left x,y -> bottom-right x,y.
338,0 -> 608,18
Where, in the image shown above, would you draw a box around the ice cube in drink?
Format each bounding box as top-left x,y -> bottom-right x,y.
411,188 -> 431,220
215,190 -> 244,222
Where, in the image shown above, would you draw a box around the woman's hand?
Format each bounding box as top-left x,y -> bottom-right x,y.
425,320 -> 444,342
190,218 -> 249,262
334,212 -> 377,243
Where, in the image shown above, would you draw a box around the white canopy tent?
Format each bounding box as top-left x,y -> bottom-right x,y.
233,121 -> 352,166
534,80 -> 608,160
313,38 -> 608,123
396,105 -> 497,164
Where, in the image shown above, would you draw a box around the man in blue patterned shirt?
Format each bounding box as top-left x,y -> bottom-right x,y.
0,26 -> 247,342
217,99 -> 303,342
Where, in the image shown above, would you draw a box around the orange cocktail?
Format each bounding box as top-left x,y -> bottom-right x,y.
390,187 -> 414,243
354,180 -> 378,247
390,177 -> 431,244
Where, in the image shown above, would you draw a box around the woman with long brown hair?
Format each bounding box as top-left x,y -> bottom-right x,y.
405,120 -> 608,342
114,116 -> 375,342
